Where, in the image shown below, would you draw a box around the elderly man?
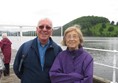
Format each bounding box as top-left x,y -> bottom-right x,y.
13,18 -> 62,83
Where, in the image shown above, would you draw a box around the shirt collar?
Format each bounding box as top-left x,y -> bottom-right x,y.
37,38 -> 50,47
66,46 -> 83,56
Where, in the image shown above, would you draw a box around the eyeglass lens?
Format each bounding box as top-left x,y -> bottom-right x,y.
38,25 -> 51,30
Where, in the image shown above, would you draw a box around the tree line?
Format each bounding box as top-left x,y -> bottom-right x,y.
53,16 -> 118,37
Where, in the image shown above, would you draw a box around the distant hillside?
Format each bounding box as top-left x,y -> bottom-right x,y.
53,16 -> 118,37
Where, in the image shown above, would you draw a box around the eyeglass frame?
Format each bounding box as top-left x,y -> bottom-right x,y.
65,34 -> 79,40
38,25 -> 52,30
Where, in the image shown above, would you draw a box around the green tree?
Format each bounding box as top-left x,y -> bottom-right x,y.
102,23 -> 106,28
116,22 -> 118,26
108,27 -> 114,32
111,21 -> 114,25
99,27 -> 104,36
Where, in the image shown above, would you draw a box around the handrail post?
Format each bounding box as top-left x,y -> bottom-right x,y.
61,26 -> 63,39
20,26 -> 23,43
111,50 -> 117,83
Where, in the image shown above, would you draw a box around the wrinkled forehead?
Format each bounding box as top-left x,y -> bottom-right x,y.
38,18 -> 52,27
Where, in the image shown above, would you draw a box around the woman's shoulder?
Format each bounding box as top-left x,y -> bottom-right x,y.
57,50 -> 68,57
82,49 -> 93,58
59,50 -> 67,54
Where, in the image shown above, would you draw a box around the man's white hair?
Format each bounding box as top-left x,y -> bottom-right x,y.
2,33 -> 7,38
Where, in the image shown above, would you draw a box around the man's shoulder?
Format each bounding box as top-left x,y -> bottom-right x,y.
52,41 -> 61,49
20,38 -> 35,50
24,40 -> 33,44
23,37 -> 36,45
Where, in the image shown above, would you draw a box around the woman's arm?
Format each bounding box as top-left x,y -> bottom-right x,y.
81,56 -> 93,83
49,55 -> 83,83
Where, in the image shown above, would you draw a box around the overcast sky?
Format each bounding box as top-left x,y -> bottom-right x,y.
0,0 -> 118,27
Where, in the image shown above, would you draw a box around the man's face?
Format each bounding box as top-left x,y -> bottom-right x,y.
36,19 -> 53,42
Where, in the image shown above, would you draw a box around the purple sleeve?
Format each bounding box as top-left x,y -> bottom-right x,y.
49,55 -> 83,83
81,56 -> 93,83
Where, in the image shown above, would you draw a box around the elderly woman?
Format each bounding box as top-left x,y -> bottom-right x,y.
49,25 -> 93,83
0,33 -> 12,76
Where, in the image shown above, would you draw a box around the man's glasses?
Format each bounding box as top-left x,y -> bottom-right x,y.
38,25 -> 52,30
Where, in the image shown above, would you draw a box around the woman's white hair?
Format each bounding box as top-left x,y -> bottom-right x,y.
2,33 -> 7,38
61,24 -> 84,46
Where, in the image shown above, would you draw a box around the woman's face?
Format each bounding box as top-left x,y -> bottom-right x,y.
65,30 -> 80,50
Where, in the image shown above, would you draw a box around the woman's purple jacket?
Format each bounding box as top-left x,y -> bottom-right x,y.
49,47 -> 93,83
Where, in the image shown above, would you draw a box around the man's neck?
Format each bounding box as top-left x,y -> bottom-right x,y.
39,38 -> 49,46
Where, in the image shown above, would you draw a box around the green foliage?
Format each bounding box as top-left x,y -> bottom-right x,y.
63,16 -> 109,29
108,27 -> 114,32
90,23 -> 118,37
102,23 -> 106,28
116,22 -> 118,26
23,31 -> 36,36
53,16 -> 118,37
18,16 -> 118,37
110,21 -> 115,25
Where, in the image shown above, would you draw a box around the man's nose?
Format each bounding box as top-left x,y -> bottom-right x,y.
42,26 -> 47,31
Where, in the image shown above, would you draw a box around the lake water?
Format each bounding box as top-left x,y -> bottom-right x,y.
2,36 -> 118,82
83,37 -> 118,82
